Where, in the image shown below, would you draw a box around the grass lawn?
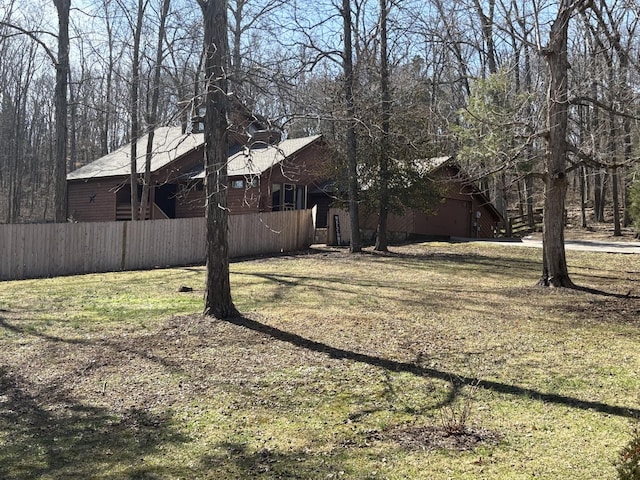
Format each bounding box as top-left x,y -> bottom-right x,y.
0,242 -> 638,479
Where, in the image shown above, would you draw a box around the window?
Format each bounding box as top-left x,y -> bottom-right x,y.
284,184 -> 295,210
296,185 -> 307,210
271,184 -> 282,211
231,179 -> 244,189
271,183 -> 307,211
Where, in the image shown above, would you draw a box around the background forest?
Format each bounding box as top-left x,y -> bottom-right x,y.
1,0 -> 640,235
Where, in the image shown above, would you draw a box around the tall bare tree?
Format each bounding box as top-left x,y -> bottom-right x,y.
538,0 -> 588,288
374,0 -> 391,252
128,0 -> 147,220
342,0 -> 362,253
140,0 -> 171,218
53,0 -> 70,222
197,0 -> 239,318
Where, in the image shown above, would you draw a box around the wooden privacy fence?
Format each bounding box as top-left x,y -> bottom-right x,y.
0,209 -> 314,281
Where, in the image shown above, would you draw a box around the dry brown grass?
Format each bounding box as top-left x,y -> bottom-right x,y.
0,242 -> 638,479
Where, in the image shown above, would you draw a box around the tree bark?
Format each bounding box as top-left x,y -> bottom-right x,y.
129,0 -> 145,221
140,0 -> 171,219
374,0 -> 390,252
199,0 -> 239,319
580,165 -> 587,228
53,0 -> 70,223
342,0 -> 362,253
538,0 -> 582,288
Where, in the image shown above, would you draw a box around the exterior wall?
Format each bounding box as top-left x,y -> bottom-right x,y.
361,196 -> 499,239
153,147 -> 205,184
68,141 -> 333,222
359,165 -> 501,239
228,179 -> 261,213
469,196 -> 500,238
175,184 -> 205,218
67,178 -> 124,222
413,198 -> 472,237
258,143 -> 332,212
174,179 -> 263,218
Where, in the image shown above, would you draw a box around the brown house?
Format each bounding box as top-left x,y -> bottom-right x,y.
67,127 -> 333,225
359,157 -> 502,240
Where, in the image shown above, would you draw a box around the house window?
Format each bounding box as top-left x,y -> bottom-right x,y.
231,179 -> 244,189
271,183 -> 307,211
296,185 -> 307,210
248,176 -> 259,188
271,184 -> 282,211
284,184 -> 295,210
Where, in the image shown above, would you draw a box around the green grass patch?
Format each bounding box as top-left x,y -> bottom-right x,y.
0,242 -> 638,479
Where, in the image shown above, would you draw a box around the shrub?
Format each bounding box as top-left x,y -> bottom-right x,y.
616,421 -> 640,480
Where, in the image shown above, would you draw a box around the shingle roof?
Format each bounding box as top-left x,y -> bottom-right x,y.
67,127 -> 204,180
192,134 -> 322,178
67,127 -> 322,181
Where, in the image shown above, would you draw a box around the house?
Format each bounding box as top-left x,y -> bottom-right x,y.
357,156 -> 503,241
66,126 -> 334,226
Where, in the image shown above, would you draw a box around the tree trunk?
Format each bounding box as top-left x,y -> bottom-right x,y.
580,165 -> 587,228
611,166 -> 621,236
140,0 -> 171,220
129,0 -> 145,221
538,0 -> 580,288
199,0 -> 238,319
594,169 -> 606,222
342,0 -> 362,253
525,175 -> 535,228
473,0 -> 497,76
374,0 -> 390,252
53,0 -> 70,223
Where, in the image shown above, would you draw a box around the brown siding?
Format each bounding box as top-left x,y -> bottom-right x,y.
414,198 -> 472,237
153,147 -> 205,184
69,141 -> 333,221
175,185 -> 205,218
228,179 -> 260,213
174,179 -> 261,217
359,165 -> 502,239
67,178 -> 124,222
259,143 -> 330,210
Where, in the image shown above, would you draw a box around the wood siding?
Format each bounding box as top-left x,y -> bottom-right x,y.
1,210 -> 314,281
67,142 -> 332,222
259,143 -> 332,211
361,195 -> 499,240
175,185 -> 206,218
67,179 -> 123,222
359,165 -> 501,239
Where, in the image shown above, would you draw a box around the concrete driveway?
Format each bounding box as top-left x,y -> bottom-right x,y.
452,236 -> 640,254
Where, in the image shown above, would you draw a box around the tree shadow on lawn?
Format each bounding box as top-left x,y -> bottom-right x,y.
225,315 -> 640,420
0,367 -> 189,480
196,440 -> 359,479
357,248 -> 542,272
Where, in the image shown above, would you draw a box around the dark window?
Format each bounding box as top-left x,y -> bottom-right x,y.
271,184 -> 282,211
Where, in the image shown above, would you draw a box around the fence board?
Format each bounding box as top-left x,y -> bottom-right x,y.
0,210 -> 313,281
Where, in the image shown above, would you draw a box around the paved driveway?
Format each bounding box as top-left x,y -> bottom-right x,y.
452,237 -> 640,254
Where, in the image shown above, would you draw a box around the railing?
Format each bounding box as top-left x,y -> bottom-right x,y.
115,203 -> 169,221
499,208 -> 543,237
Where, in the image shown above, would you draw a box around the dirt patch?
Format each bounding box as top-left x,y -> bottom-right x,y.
385,424 -> 501,452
